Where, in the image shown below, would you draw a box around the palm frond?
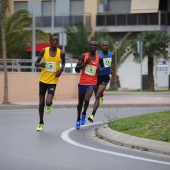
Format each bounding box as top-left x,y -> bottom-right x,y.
116,32 -> 133,66
64,23 -> 88,57
1,9 -> 49,59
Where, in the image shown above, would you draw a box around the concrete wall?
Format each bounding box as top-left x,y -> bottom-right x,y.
84,0 -> 99,38
0,73 -> 80,102
117,53 -> 170,90
118,54 -> 148,89
131,0 -> 159,13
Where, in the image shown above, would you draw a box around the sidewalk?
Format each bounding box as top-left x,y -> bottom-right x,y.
1,91 -> 170,110
0,92 -> 170,155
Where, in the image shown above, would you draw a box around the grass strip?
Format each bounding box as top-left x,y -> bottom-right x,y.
109,111 -> 170,142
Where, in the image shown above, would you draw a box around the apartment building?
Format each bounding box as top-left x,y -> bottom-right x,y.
8,0 -> 170,39
8,0 -> 98,37
7,0 -> 170,89
97,0 -> 170,41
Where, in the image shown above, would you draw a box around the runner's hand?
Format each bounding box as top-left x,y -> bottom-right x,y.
40,62 -> 46,68
55,68 -> 63,77
97,67 -> 104,73
84,57 -> 91,65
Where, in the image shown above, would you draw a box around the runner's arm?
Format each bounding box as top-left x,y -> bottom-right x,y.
97,57 -> 104,72
75,53 -> 88,73
110,52 -> 114,74
56,50 -> 66,77
35,48 -> 45,68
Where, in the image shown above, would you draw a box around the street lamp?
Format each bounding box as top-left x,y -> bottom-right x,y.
137,41 -> 143,92
31,0 -> 55,70
31,0 -> 35,72
114,42 -> 120,91
51,0 -> 54,34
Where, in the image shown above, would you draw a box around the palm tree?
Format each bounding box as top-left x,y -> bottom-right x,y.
132,31 -> 170,91
0,7 -> 48,104
0,9 -> 48,59
0,0 -> 9,104
110,32 -> 133,89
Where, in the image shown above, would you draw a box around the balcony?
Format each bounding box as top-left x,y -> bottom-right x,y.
96,11 -> 168,32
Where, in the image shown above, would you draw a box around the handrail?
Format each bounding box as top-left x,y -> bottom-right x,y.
0,59 -> 77,73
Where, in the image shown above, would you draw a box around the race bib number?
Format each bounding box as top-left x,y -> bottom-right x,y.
103,58 -> 112,67
85,64 -> 97,76
45,62 -> 57,72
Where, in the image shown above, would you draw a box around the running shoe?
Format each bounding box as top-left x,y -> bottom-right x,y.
88,115 -> 94,123
99,97 -> 103,104
36,124 -> 44,131
81,114 -> 86,125
75,120 -> 81,129
45,105 -> 53,114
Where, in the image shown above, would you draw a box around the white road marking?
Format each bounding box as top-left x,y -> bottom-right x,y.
61,122 -> 170,166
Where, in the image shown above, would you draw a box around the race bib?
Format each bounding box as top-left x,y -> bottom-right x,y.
85,64 -> 97,76
45,61 -> 57,72
103,58 -> 112,67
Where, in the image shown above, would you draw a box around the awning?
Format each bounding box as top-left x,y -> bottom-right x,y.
26,44 -> 50,52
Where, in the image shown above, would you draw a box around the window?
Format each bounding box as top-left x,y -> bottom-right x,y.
42,1 -> 52,16
41,1 -> 54,27
14,1 -> 28,11
70,0 -> 84,25
70,0 -> 84,13
108,0 -> 131,13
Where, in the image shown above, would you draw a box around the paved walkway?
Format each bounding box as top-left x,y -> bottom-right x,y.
1,91 -> 170,110
0,92 -> 170,155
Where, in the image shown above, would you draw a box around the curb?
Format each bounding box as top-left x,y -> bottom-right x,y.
97,124 -> 170,156
1,103 -> 170,110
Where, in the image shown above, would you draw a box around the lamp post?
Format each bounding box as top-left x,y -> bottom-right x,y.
31,0 -> 35,72
137,41 -> 143,92
115,46 -> 117,91
51,0 -> 54,34
114,42 -> 120,91
31,0 -> 55,71
59,32 -> 67,51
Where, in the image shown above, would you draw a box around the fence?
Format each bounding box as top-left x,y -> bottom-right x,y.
0,59 -> 77,73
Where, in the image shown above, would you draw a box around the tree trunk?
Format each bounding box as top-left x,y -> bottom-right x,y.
0,0 -> 10,104
147,56 -> 154,91
109,66 -> 120,90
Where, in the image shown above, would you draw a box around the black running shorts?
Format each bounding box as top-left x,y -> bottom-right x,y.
39,81 -> 56,95
97,75 -> 110,86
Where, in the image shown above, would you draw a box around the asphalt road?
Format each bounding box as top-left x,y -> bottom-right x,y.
0,107 -> 170,170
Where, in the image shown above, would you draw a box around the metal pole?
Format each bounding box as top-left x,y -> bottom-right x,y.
62,32 -> 64,51
115,45 -> 117,91
140,42 -> 143,92
32,0 -> 35,72
137,41 -> 143,92
51,0 -> 54,34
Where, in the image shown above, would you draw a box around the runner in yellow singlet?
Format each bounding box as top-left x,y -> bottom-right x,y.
35,33 -> 65,131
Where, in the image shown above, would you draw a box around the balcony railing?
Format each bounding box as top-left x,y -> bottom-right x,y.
96,11 -> 168,26
35,13 -> 91,29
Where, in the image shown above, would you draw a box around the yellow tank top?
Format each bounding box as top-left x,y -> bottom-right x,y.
39,47 -> 61,84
